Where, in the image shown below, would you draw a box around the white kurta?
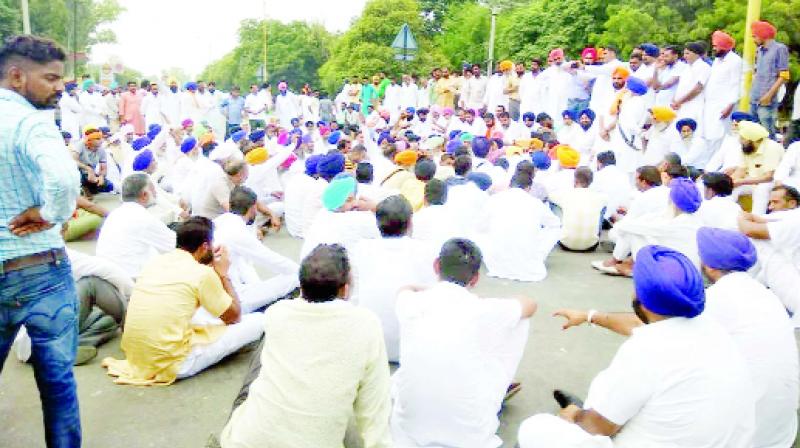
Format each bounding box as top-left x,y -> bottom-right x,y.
95,202 -> 176,279
519,71 -> 543,116
591,165 -> 633,219
697,195 -> 741,230
539,65 -> 573,126
612,210 -> 702,267
704,272 -> 799,448
519,316 -> 755,448
609,93 -> 648,173
474,188 -> 561,282
59,93 -> 83,138
674,58 -> 711,127
774,141 -> 800,189
703,52 -> 743,143
412,204 -> 459,250
483,74 -> 507,111
300,209 -> 380,260
274,92 -> 301,129
392,281 -> 529,448
643,123 -> 681,166
350,237 -> 438,362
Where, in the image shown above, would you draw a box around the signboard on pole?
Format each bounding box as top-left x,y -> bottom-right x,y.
391,23 -> 417,63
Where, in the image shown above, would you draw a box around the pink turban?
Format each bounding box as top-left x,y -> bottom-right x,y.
712,31 -> 735,52
751,21 -> 777,40
277,131 -> 289,146
581,47 -> 597,60
548,48 -> 565,61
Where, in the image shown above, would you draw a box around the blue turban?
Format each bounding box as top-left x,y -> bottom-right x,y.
448,130 -> 462,141
180,137 -> 197,154
327,130 -> 342,145
146,125 -> 161,141
626,77 -> 648,96
579,108 -> 596,122
446,139 -> 463,154
669,178 -> 701,213
185,82 -> 198,91
562,110 -> 577,121
289,128 -> 303,136
131,137 -> 151,151
377,131 -> 394,146
472,136 -> 490,158
99,126 -> 111,135
696,227 -> 757,272
249,130 -> 265,142
640,43 -> 660,57
231,130 -> 247,143
132,149 -> 154,172
731,112 -> 755,123
522,112 -> 536,122
467,172 -> 492,191
148,123 -> 160,131
322,176 -> 356,211
305,155 -> 323,176
406,107 -> 415,115
676,118 -> 697,132
536,112 -> 552,123
61,131 -> 72,139
531,151 -> 551,170
417,108 -> 429,115
64,82 -> 77,92
491,137 -> 504,149
317,152 -> 345,180
634,245 -> 705,318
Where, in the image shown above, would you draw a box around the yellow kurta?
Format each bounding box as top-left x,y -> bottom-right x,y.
102,249 -> 232,386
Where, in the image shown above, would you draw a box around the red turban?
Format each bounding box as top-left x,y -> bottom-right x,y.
751,21 -> 777,40
581,47 -> 598,61
712,31 -> 735,51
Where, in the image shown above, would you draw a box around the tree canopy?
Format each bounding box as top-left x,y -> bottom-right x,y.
200,19 -> 332,92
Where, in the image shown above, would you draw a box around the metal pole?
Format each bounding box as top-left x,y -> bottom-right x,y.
72,0 -> 78,79
20,0 -> 31,34
739,0 -> 761,110
487,8 -> 497,74
262,0 -> 268,83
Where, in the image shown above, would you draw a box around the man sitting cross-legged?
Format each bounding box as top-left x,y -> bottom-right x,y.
102,217 -> 263,385
220,244 -> 392,447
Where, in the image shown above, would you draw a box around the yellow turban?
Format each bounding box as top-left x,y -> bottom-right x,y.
245,147 -> 268,165
498,60 -> 514,71
556,144 -> 580,168
737,121 -> 769,142
394,150 -> 419,167
612,66 -> 630,80
515,138 -> 534,149
650,106 -> 677,123
505,145 -> 523,157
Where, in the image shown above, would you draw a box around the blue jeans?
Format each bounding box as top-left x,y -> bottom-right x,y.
750,102 -> 778,139
0,258 -> 81,447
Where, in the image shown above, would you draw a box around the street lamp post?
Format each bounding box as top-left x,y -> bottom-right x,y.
20,0 -> 31,34
739,0 -> 761,110
487,8 -> 498,75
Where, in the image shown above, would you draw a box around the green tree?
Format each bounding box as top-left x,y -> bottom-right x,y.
418,0 -> 470,36
0,0 -> 21,40
318,0 -> 448,93
494,0 -> 608,61
434,2 -> 491,67
200,19 -> 331,92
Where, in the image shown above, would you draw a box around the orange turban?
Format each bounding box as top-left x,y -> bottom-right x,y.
84,131 -> 102,142
498,60 -> 514,71
394,150 -> 418,167
244,147 -> 268,165
555,144 -> 579,168
751,21 -> 777,40
612,66 -> 630,80
712,31 -> 735,52
650,106 -> 677,123
199,132 -> 215,147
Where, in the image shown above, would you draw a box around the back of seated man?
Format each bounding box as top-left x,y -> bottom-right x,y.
101,217 -> 264,385
392,238 -> 536,447
413,179 -> 457,248
698,172 -> 741,230
96,173 -> 176,279
551,167 -> 608,252
352,195 -> 438,362
220,244 -> 392,447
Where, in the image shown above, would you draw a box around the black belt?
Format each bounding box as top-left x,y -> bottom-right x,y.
1,248 -> 67,275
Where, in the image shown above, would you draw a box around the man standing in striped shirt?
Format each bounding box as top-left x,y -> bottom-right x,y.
0,35 -> 81,447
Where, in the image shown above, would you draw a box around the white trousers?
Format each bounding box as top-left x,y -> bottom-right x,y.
518,414 -> 613,448
731,182 -> 773,215
191,273 -> 297,325
177,312 -> 264,379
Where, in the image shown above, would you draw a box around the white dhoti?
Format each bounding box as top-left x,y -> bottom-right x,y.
731,183 -> 773,215
518,414 -> 614,448
752,240 -> 800,327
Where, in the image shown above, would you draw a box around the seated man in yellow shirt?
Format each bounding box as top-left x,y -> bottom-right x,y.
102,217 -> 264,385
731,121 -> 785,214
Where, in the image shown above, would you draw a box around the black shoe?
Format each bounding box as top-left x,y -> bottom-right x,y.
553,389 -> 584,409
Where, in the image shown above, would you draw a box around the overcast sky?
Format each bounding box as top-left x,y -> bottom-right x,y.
89,0 -> 367,77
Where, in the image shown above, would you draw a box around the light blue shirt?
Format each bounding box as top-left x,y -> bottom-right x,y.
0,88 -> 80,262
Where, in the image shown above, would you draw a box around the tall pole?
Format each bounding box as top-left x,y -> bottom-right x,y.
487,8 -> 497,74
20,0 -> 31,34
262,0 -> 268,84
739,0 -> 761,110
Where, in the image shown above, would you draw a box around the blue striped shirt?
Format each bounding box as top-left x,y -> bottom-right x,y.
0,88 -> 80,262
